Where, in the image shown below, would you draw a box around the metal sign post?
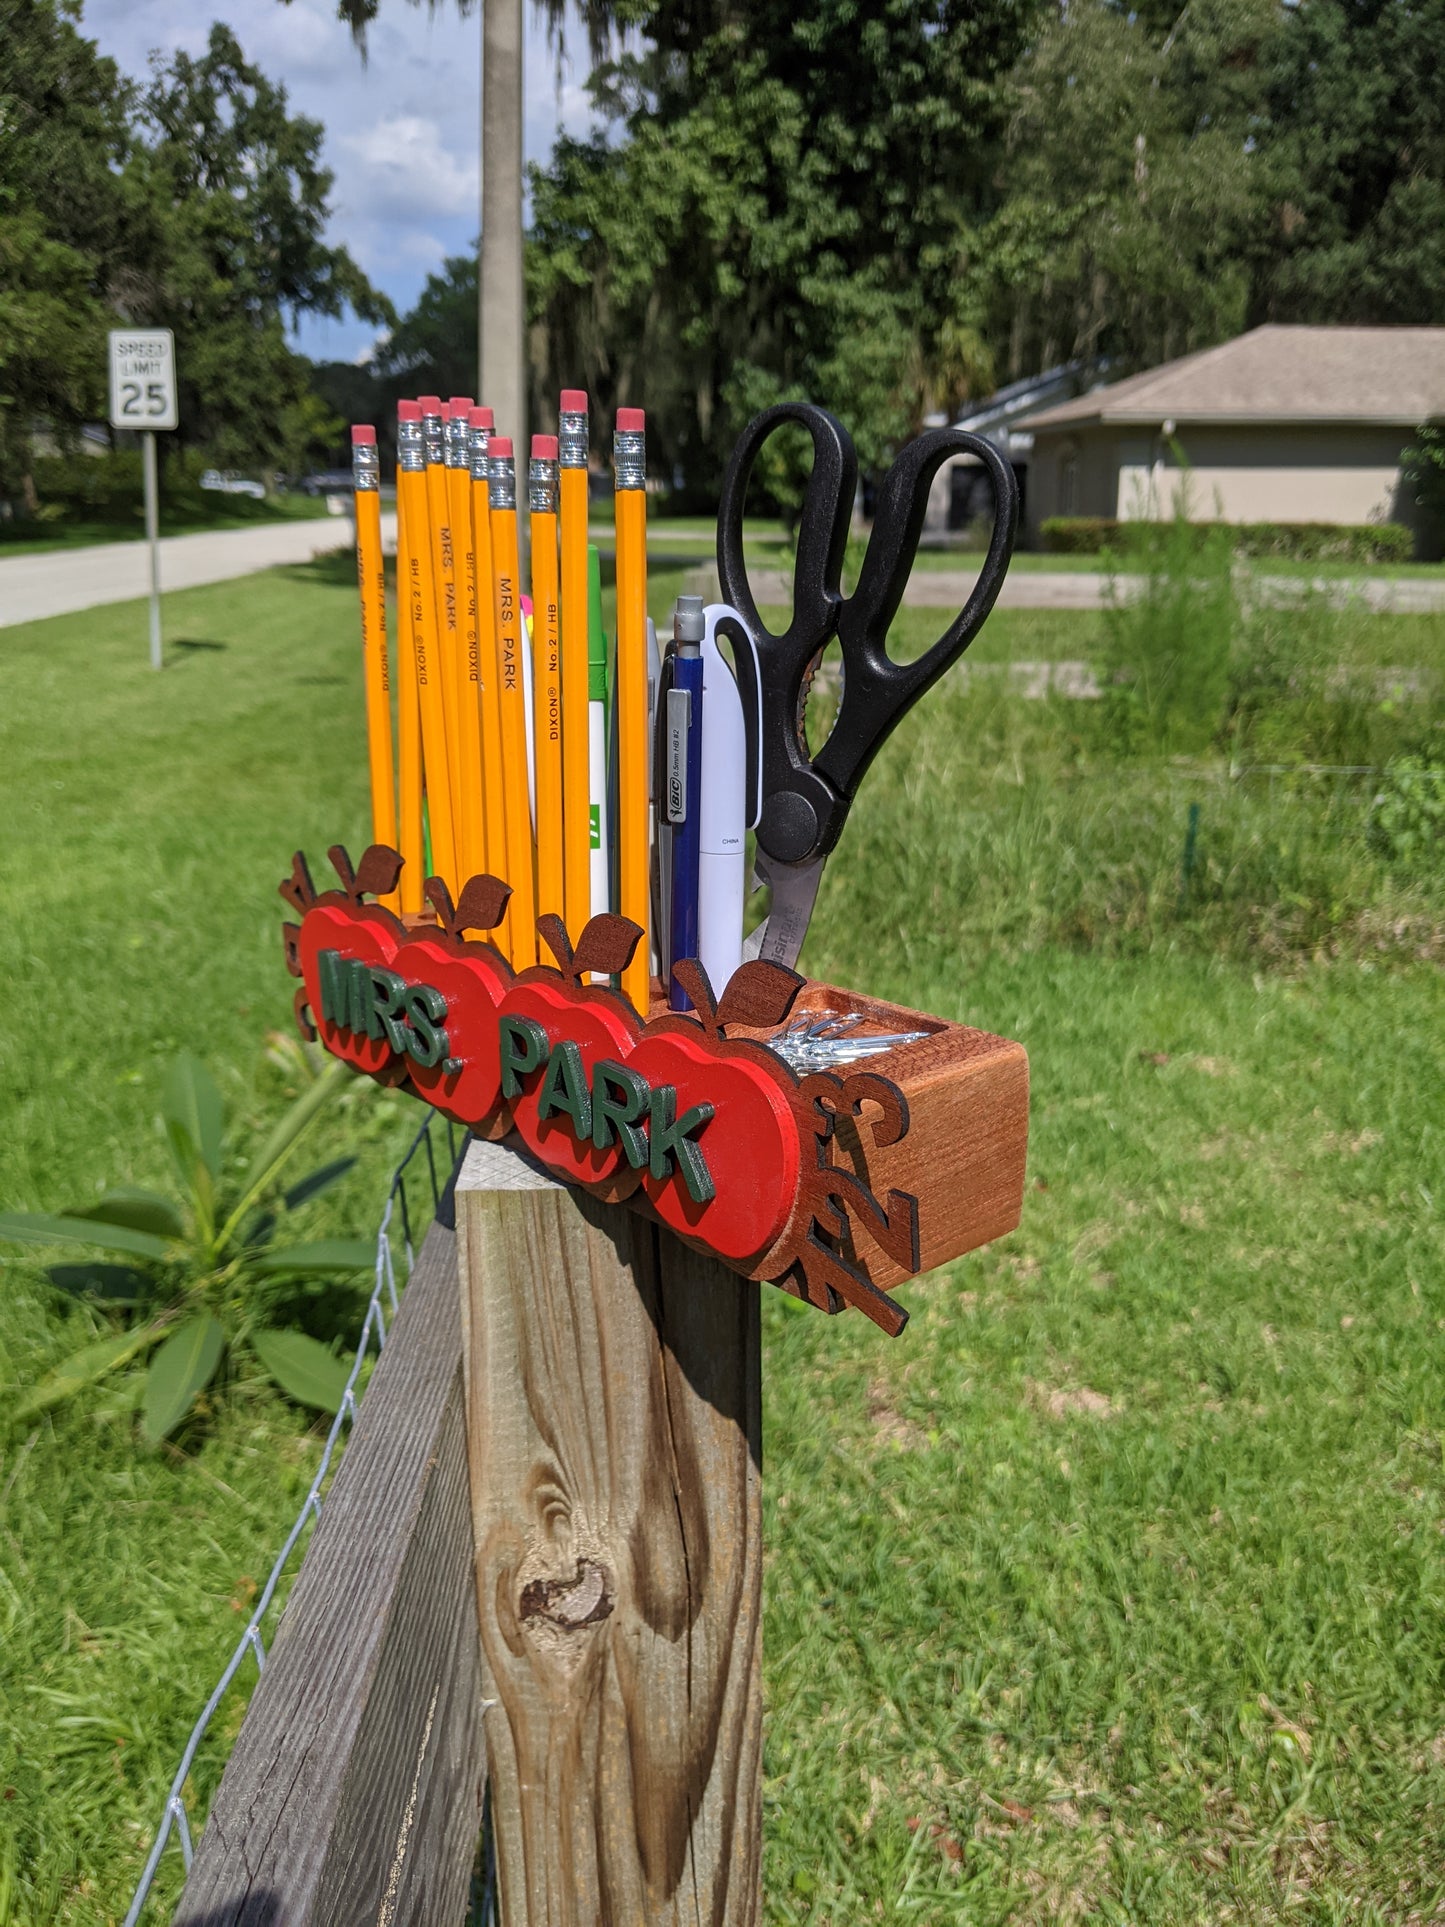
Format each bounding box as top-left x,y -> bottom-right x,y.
108,328 -> 178,670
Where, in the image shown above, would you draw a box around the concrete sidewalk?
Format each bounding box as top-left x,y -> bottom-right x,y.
0,511 -> 397,628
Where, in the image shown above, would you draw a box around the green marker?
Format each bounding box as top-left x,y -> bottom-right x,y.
587,544 -> 611,915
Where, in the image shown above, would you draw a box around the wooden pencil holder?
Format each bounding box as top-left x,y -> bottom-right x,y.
280,843 -> 1028,1337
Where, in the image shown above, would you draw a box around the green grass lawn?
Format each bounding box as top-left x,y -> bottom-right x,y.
0,557 -> 1441,1921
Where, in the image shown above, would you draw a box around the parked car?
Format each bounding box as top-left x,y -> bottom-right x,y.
200,469 -> 267,500
298,469 -> 354,497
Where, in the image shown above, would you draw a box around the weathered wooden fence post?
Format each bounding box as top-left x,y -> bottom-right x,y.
456,1135 -> 762,1926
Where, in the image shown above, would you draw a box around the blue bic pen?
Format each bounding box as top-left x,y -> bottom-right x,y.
666,595 -> 705,1010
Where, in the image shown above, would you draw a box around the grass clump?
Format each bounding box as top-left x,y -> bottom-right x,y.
0,1052 -> 373,1443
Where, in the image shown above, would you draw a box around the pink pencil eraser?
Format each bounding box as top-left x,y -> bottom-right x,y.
351,424 -> 376,445
560,388 -> 588,412
418,394 -> 443,415
397,400 -> 421,421
616,407 -> 645,431
448,395 -> 474,416
470,406 -> 494,430
489,436 -> 514,459
531,434 -> 559,460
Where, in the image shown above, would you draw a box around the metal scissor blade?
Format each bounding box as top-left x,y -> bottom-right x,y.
743,852 -> 825,970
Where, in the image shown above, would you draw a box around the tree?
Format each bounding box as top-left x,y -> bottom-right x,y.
978,0 -> 1273,384
127,23 -> 393,465
374,251 -> 480,399
0,0 -> 141,497
528,0 -> 1037,487
1252,0 -> 1445,325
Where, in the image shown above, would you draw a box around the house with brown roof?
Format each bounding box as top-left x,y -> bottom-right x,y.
1017,325 -> 1445,545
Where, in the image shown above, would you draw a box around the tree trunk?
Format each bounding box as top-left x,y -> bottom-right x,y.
480,0 -> 527,462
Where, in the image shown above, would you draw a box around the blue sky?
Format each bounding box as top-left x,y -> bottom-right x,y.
82,0 -> 601,363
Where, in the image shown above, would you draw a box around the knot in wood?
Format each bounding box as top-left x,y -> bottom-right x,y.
518,1559 -> 614,1630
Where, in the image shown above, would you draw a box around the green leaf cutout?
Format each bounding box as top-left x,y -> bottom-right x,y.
0,1212 -> 172,1262
282,1157 -> 356,1213
253,1240 -> 374,1276
14,1323 -> 169,1424
142,1313 -> 224,1443
250,1328 -> 350,1413
74,1190 -> 187,1241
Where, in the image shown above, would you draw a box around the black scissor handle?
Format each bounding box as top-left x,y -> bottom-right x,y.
716,402 -> 856,662
815,428 -> 1018,809
717,404 -> 860,864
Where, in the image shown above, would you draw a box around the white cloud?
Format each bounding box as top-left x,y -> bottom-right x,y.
336,115 -> 480,225
79,0 -> 602,358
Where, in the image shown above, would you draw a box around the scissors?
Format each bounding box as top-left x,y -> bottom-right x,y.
715,403 -> 1019,969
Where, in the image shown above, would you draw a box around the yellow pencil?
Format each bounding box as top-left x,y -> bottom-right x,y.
613,406 -> 650,1015
529,434 -> 564,923
397,400 -> 458,892
558,390 -> 591,939
468,406 -> 508,884
446,394 -> 485,885
350,425 -> 399,912
487,436 -> 536,965
419,396 -> 462,840
393,462 -> 425,916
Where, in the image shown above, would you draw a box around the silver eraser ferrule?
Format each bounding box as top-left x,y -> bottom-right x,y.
559,409 -> 589,469
529,456 -> 559,515
397,419 -> 425,472
487,452 -> 517,511
613,429 -> 645,491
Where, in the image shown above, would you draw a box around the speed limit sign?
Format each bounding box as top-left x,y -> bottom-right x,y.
108,329 -> 178,433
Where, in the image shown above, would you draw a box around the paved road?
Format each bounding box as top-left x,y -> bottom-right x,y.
0,511 -> 396,628
5,520 -> 1440,626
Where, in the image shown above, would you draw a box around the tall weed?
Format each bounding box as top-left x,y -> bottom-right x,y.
1099,502 -> 1235,754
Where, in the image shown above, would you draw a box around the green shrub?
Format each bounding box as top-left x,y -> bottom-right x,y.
0,1055 -> 371,1442
1403,418 -> 1445,559
1039,515 -> 1120,553
1366,756 -> 1445,869
1230,521 -> 1415,565
26,447 -> 276,530
1039,516 -> 1415,564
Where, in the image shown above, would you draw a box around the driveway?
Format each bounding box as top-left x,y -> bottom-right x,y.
0,512 -> 396,628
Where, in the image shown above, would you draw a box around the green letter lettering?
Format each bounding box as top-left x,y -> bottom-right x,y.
591,1061 -> 651,1168
536,1039 -> 592,1139
368,968 -> 410,1051
403,983 -> 450,1068
648,1085 -> 715,1203
499,1015 -> 548,1097
347,958 -> 374,1036
317,949 -> 349,1026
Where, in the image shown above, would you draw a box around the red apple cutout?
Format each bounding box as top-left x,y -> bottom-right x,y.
283,845 -> 407,1082
501,914 -> 645,1197
393,874 -> 515,1129
629,958 -> 806,1262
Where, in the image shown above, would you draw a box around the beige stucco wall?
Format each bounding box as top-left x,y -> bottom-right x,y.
1028,421 -> 1414,540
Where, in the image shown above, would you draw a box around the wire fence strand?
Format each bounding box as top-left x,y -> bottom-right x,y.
122,1109 -> 461,1925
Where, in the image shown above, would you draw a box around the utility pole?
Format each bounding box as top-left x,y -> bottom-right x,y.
480,0 -> 526,461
